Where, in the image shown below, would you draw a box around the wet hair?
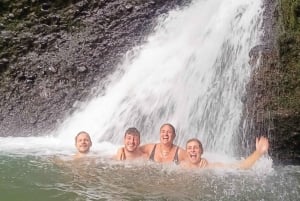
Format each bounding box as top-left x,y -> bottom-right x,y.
124,127 -> 140,137
160,123 -> 176,135
75,131 -> 91,143
186,138 -> 203,155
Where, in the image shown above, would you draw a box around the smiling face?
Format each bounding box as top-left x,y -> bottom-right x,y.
186,139 -> 203,165
124,133 -> 140,152
159,124 -> 176,145
75,132 -> 92,154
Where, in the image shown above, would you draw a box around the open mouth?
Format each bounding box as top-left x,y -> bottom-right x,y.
189,153 -> 197,159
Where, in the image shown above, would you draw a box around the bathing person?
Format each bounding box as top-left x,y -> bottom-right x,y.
181,136 -> 269,169
74,131 -> 93,159
115,127 -> 147,160
140,123 -> 207,166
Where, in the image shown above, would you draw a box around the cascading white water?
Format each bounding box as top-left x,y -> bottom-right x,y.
0,0 -> 263,156
53,0 -> 263,155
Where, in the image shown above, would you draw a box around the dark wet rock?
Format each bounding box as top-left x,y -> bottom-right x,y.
0,58 -> 9,72
41,3 -> 51,11
0,0 -> 192,137
77,66 -> 87,73
239,0 -> 300,165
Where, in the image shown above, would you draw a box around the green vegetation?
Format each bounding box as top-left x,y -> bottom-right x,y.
275,0 -> 300,113
280,0 -> 300,30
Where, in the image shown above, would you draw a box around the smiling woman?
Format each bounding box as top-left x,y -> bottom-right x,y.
140,123 -> 184,164
140,123 -> 207,167
181,137 -> 269,169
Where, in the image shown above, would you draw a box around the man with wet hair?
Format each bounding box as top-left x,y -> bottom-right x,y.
115,127 -> 147,160
74,131 -> 93,159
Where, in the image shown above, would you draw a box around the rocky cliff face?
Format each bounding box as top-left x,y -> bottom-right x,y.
241,0 -> 300,165
0,0 -> 191,136
269,0 -> 300,165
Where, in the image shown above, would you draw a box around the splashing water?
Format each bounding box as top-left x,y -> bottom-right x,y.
1,0 -> 263,157
1,1 -> 300,201
48,0 -> 263,156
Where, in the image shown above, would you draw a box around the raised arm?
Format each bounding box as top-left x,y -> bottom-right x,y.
206,137 -> 269,169
236,136 -> 269,169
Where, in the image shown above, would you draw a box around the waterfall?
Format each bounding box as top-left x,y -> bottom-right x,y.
53,0 -> 263,156
0,0 -> 263,156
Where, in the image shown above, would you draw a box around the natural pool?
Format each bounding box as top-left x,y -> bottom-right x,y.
1,150 -> 298,201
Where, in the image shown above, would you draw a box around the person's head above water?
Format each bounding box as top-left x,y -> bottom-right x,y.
123,127 -> 141,152
159,123 -> 176,145
185,138 -> 203,165
115,127 -> 146,160
75,131 -> 92,155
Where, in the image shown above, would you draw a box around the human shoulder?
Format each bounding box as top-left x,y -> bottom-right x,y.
140,143 -> 156,154
115,147 -> 125,160
116,147 -> 124,154
176,145 -> 185,152
176,146 -> 187,160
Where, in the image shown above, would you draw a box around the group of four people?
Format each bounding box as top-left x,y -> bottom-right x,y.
74,123 -> 269,169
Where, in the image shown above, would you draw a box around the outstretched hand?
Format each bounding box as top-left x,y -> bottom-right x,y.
199,158 -> 208,168
256,136 -> 269,155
